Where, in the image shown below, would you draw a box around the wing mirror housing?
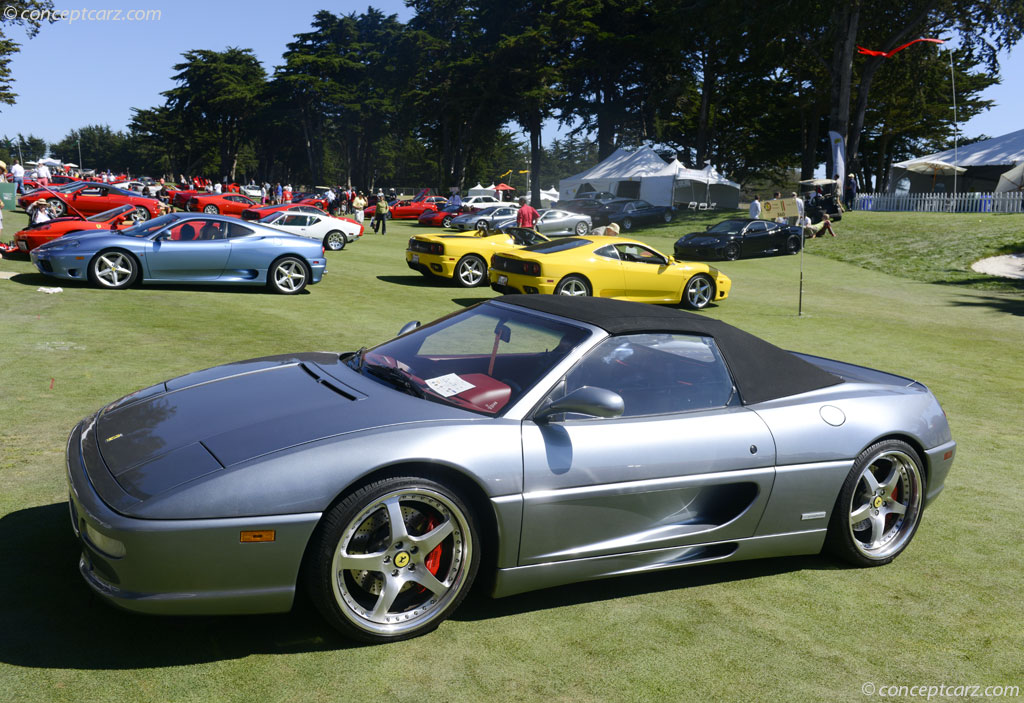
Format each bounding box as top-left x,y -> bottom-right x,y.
534,386 -> 625,423
397,320 -> 421,336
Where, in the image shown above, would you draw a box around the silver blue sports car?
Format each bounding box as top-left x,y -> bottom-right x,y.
30,212 -> 327,294
65,296 -> 955,642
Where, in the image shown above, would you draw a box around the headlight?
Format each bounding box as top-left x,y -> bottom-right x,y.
84,523 -> 126,557
41,239 -> 80,251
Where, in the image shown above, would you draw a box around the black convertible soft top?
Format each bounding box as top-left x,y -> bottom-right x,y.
496,295 -> 844,405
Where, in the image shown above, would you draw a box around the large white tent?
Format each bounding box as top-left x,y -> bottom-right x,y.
558,146 -> 740,208
891,128 -> 1024,192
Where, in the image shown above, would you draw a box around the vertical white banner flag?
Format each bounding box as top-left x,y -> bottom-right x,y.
829,131 -> 846,198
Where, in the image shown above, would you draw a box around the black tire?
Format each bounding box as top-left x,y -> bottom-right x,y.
454,254 -> 486,287
723,243 -> 740,261
267,256 -> 310,295
826,439 -> 925,567
786,234 -> 802,254
324,231 -> 346,251
476,220 -> 489,232
662,210 -> 673,223
682,273 -> 715,310
621,217 -> 633,231
574,221 -> 590,235
306,475 -> 480,643
442,215 -> 453,228
555,274 -> 591,296
88,249 -> 139,290
131,206 -> 151,222
203,204 -> 219,214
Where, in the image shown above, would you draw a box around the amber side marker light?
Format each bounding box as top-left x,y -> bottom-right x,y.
240,530 -> 276,543
943,450 -> 954,461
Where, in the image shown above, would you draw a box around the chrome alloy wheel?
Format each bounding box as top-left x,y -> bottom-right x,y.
847,448 -> 923,560
455,255 -> 485,287
684,274 -> 713,309
273,259 -> 306,292
556,276 -> 589,296
330,488 -> 473,637
93,252 -> 135,288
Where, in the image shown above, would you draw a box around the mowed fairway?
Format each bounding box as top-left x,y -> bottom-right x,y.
0,211 -> 1021,702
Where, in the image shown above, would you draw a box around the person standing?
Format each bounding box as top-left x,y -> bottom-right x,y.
10,160 -> 24,194
36,161 -> 51,186
373,197 -> 389,234
845,174 -> 857,210
352,191 -> 367,225
516,196 -> 539,228
749,195 -> 761,219
450,191 -> 462,210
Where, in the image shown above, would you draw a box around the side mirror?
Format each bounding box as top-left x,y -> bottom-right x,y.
534,386 -> 625,423
398,320 -> 420,336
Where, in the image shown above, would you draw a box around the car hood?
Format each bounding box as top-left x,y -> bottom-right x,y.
89,353 -> 476,507
679,233 -> 728,245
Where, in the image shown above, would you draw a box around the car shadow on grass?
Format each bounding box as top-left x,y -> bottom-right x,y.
9,272 -> 91,289
376,274 -> 447,287
0,503 -> 356,670
455,555 -> 841,623
6,273 -> 302,295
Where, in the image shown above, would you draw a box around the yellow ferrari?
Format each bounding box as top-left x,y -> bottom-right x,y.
488,236 -> 731,309
406,227 -> 549,287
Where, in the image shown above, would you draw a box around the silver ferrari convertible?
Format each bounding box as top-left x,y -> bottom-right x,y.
65,296 -> 955,642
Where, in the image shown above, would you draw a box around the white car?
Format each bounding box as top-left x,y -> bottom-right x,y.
462,195 -> 517,210
260,209 -> 364,251
240,184 -> 264,198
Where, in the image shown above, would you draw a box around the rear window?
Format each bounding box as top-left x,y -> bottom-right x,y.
521,238 -> 591,253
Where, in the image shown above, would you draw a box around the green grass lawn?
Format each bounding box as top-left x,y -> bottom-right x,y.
0,210 -> 1021,702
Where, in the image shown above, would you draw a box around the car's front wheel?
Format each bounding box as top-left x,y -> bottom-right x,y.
267,256 -> 309,294
682,273 -> 715,309
131,206 -> 150,222
555,274 -> 591,296
88,249 -> 138,290
454,254 -> 486,287
827,440 -> 925,567
786,234 -> 802,254
203,204 -> 219,214
46,199 -> 66,217
442,215 -> 453,228
662,210 -> 673,223
476,220 -> 489,232
621,217 -> 633,231
306,476 -> 480,643
723,243 -> 740,261
324,231 -> 346,251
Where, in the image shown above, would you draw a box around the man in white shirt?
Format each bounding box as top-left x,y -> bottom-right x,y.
9,160 -> 24,193
214,182 -> 222,194
36,163 -> 51,185
749,195 -> 761,219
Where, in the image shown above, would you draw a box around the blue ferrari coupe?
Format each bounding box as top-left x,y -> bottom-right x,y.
30,213 -> 327,294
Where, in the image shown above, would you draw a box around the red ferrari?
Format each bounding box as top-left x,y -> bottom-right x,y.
18,182 -> 164,221
240,199 -> 328,221
417,203 -> 463,228
365,196 -> 448,220
13,204 -> 135,253
186,193 -> 258,216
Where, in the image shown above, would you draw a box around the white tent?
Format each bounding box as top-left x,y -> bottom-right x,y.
539,187 -> 560,206
468,183 -> 495,197
558,146 -> 740,208
891,128 -> 1024,192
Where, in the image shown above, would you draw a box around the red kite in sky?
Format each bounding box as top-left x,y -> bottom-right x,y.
857,38 -> 944,58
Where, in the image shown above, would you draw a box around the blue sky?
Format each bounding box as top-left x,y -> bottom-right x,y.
2,1 -> 1021,158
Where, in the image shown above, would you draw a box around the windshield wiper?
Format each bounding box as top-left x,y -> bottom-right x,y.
365,364 -> 426,398
346,347 -> 367,372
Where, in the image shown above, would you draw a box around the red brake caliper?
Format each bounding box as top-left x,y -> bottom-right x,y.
424,516 -> 442,575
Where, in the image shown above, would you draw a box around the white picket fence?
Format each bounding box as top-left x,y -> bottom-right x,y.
854,191 -> 1024,213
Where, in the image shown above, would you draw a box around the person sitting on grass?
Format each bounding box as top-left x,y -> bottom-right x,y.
805,213 -> 836,238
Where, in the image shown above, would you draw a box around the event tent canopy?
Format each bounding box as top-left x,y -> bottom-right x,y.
892,128 -> 1024,192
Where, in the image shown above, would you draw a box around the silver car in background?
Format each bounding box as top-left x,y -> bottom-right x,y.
494,208 -> 592,236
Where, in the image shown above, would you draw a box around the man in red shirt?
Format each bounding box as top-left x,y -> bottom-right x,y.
516,196 -> 539,228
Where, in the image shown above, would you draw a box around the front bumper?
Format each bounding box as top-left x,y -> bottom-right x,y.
31,247 -> 86,280
65,419 -> 320,615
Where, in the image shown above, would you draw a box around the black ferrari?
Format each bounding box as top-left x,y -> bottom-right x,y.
674,218 -> 803,261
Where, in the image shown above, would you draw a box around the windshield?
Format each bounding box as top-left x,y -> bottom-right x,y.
707,220 -> 746,235
260,211 -> 286,224
118,214 -> 179,238
347,302 -> 590,415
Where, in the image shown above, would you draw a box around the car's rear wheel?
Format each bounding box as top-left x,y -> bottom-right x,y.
555,274 -> 591,296
723,243 -> 740,261
682,273 -> 714,309
621,217 -> 634,231
827,440 -> 925,567
203,204 -> 219,214
131,206 -> 150,222
574,221 -> 590,235
307,476 -> 479,643
454,254 -> 486,287
88,249 -> 138,290
267,256 -> 309,294
476,220 -> 489,232
662,210 -> 673,223
786,234 -> 802,254
47,200 -> 66,217
324,231 -> 346,251
441,215 -> 453,228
